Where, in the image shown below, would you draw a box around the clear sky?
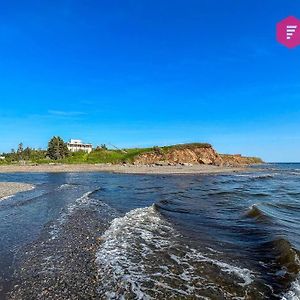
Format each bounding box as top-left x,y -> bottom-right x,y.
0,0 -> 300,162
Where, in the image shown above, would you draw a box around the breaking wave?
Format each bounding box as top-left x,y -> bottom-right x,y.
234,173 -> 275,180
96,205 -> 254,299
282,276 -> 300,300
245,204 -> 274,223
0,195 -> 13,201
49,190 -> 95,239
245,203 -> 300,297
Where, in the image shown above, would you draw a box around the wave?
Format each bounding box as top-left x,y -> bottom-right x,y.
267,202 -> 300,213
244,203 -> 300,297
207,190 -> 269,199
260,238 -> 300,297
282,275 -> 300,300
245,204 -> 274,223
55,183 -> 77,190
270,238 -> 300,275
287,171 -> 300,176
96,205 -> 254,299
0,194 -> 13,201
282,276 -> 300,300
154,202 -> 192,214
49,190 -> 95,239
234,174 -> 275,180
246,206 -> 300,267
289,172 -> 300,175
287,192 -> 300,197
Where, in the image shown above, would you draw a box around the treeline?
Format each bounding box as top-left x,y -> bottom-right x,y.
0,136 -> 137,164
1,136 -> 70,163
3,144 -> 47,163
0,136 -> 153,165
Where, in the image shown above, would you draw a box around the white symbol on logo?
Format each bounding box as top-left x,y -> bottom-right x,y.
286,25 -> 298,39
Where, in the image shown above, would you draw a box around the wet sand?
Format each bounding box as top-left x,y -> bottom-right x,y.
0,164 -> 245,175
0,182 -> 34,199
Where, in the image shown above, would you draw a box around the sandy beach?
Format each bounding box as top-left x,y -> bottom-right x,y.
0,182 -> 34,199
0,164 -> 245,175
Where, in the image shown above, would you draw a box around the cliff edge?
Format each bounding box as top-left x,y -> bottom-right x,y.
133,143 -> 263,167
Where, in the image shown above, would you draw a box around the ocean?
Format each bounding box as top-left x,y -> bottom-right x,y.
0,164 -> 299,299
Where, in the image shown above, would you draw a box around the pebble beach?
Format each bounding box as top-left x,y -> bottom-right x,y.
0,182 -> 34,199
0,163 -> 244,175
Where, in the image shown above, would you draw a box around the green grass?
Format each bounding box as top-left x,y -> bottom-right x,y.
50,147 -> 153,164
161,143 -> 212,151
59,151 -> 89,164
220,154 -> 263,163
1,142 -> 263,165
0,143 -> 213,165
245,157 -> 264,163
86,148 -> 152,164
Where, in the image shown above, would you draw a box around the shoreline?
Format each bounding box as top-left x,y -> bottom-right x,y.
0,163 -> 247,175
0,182 -> 34,199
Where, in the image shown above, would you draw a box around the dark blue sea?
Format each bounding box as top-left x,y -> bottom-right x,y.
0,164 -> 299,299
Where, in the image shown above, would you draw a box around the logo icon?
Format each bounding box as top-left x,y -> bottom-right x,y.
276,16 -> 300,48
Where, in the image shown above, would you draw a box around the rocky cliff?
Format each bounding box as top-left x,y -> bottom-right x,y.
133,144 -> 263,166
220,154 -> 263,166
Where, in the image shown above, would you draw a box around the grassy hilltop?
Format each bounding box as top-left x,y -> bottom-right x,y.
0,145 -> 153,165
60,143 -> 212,164
61,147 -> 152,164
0,143 -> 262,166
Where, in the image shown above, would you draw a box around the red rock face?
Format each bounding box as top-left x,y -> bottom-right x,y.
133,146 -> 223,166
133,146 -> 262,166
220,155 -> 263,166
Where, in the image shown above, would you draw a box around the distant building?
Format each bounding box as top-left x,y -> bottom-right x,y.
0,156 -> 5,160
67,139 -> 93,153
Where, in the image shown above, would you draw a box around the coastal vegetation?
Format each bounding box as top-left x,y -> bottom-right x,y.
0,137 -> 152,165
0,138 -> 263,166
47,136 -> 70,160
220,154 -> 263,164
1,145 -> 47,164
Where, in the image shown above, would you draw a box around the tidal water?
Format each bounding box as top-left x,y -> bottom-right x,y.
0,164 -> 299,299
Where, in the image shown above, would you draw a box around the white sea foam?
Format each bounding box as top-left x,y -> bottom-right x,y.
185,248 -> 254,286
56,183 -> 74,190
234,174 -> 274,179
49,191 -> 93,239
281,251 -> 300,300
0,194 -> 13,201
282,276 -> 300,300
289,172 -> 300,176
96,205 -> 254,299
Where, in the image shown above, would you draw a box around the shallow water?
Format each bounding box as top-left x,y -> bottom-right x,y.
0,164 -> 299,299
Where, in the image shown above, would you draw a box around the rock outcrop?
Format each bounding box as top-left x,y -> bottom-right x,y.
133,144 -> 263,167
220,154 -> 263,166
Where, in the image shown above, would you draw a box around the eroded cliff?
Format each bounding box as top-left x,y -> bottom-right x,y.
133,144 -> 263,166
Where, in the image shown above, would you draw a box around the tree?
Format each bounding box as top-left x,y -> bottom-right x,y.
9,148 -> 17,161
23,147 -> 31,160
47,136 -> 69,160
17,142 -> 24,161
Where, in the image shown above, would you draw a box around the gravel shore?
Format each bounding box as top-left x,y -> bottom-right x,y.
0,182 -> 34,199
9,194 -> 112,299
0,164 -> 245,175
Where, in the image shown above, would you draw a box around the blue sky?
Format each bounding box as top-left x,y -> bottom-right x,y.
0,0 -> 300,162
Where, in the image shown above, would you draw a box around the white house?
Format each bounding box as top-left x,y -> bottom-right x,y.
67,139 -> 93,153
